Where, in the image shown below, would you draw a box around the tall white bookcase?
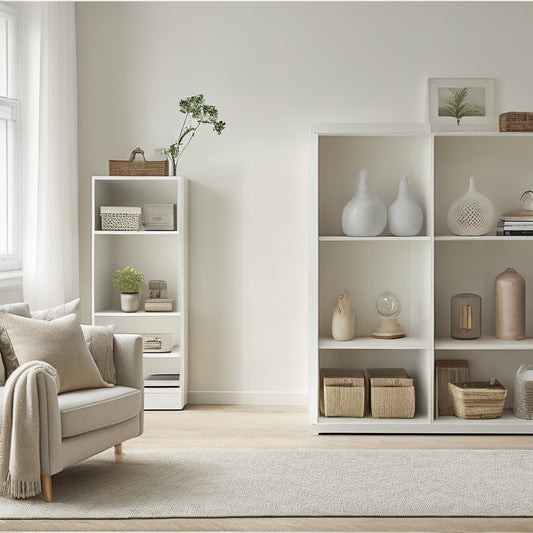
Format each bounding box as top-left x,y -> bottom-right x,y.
309,123 -> 533,434
91,176 -> 188,410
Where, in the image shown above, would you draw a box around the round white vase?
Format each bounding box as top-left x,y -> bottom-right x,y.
388,175 -> 423,236
447,176 -> 495,236
120,292 -> 140,313
341,169 -> 387,237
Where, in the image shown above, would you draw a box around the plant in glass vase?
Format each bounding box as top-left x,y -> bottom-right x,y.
113,266 -> 144,312
165,94 -> 226,174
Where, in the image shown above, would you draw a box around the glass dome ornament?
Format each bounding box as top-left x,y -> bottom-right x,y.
447,176 -> 495,236
371,292 -> 405,339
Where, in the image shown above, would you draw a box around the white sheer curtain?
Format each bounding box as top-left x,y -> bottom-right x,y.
20,2 -> 79,310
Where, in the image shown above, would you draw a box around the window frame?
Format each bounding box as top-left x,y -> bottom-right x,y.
0,3 -> 20,273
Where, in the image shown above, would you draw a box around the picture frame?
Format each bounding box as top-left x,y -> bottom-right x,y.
428,77 -> 496,132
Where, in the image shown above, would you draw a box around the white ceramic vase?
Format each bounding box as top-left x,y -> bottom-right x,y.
447,176 -> 495,236
388,176 -> 423,236
331,290 -> 356,341
341,169 -> 387,237
120,293 -> 140,313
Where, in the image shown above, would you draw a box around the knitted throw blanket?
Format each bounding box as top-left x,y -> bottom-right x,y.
0,360 -> 60,499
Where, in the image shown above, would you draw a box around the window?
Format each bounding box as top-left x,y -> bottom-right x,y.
0,3 -> 19,272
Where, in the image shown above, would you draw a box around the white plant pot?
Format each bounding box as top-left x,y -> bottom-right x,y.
120,292 -> 140,313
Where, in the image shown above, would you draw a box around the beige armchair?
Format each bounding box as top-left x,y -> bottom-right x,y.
0,334 -> 144,502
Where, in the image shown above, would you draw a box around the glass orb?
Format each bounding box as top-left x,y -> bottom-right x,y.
376,292 -> 400,318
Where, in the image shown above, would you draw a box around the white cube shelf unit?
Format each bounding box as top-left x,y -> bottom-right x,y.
309,123 -> 533,434
92,176 -> 188,410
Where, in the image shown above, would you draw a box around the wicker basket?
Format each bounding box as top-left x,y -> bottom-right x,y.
100,206 -> 142,231
448,379 -> 507,419
109,146 -> 169,176
320,368 -> 366,417
499,112 -> 533,132
368,368 -> 415,419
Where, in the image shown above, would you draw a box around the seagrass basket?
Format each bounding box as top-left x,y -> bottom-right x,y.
499,112 -> 533,132
448,379 -> 507,419
320,368 -> 366,417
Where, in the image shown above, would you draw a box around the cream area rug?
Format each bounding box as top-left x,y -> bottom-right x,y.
1,448 -> 532,518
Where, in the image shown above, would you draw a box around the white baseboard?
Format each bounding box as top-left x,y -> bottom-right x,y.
188,390 -> 307,406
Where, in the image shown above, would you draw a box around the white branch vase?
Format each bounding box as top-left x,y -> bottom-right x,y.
388,175 -> 423,236
341,169 -> 387,237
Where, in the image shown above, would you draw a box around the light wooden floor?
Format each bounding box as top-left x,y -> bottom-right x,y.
1,404 -> 533,532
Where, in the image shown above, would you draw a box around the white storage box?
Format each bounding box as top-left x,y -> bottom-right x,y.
100,206 -> 142,231
142,204 -> 177,231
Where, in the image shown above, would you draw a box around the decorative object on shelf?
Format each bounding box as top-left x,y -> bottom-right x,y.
165,94 -> 226,175
499,112 -> 533,132
341,169 -> 387,237
367,368 -> 415,419
145,298 -> 174,312
497,208 -> 533,236
113,266 -> 144,313
428,77 -> 496,132
435,360 -> 469,417
100,206 -> 142,231
320,368 -> 366,418
148,280 -> 167,299
142,204 -> 177,231
141,333 -> 173,353
448,379 -> 507,419
331,289 -> 356,341
450,293 -> 481,339
513,364 -> 533,420
371,292 -> 405,339
388,175 -> 423,236
109,146 -> 168,176
446,176 -> 495,236
494,267 -> 525,340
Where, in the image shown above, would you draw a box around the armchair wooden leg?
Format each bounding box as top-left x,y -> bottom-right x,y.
41,475 -> 52,502
114,443 -> 123,463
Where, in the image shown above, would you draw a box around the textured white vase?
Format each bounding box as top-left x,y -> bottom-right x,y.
388,176 -> 423,236
447,176 -> 495,236
120,293 -> 140,313
331,290 -> 356,341
341,169 -> 387,237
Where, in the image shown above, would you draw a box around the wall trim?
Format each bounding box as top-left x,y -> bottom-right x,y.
188,390 -> 307,406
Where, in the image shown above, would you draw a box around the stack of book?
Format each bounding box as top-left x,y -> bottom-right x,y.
497,209 -> 533,236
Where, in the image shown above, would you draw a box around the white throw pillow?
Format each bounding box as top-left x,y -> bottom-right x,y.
81,324 -> 116,385
0,312 -> 112,393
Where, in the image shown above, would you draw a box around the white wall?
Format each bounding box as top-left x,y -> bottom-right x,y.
76,1 -> 533,404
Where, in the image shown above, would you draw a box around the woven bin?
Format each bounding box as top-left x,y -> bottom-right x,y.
499,112 -> 533,132
368,368 -> 415,419
100,207 -> 142,231
448,379 -> 507,419
320,368 -> 366,417
109,146 -> 169,176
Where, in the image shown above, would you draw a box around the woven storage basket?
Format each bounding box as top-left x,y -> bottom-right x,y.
435,360 -> 469,417
448,379 -> 507,419
109,146 -> 169,176
100,207 -> 142,231
368,368 -> 415,419
320,368 -> 366,417
499,112 -> 533,132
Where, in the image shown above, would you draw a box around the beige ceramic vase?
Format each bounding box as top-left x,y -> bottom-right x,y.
494,268 -> 525,340
331,290 -> 356,341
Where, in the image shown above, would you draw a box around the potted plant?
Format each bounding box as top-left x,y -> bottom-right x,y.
165,94 -> 226,174
113,266 -> 144,312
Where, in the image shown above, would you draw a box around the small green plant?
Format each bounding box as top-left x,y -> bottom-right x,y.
438,87 -> 485,126
166,94 -> 226,170
113,266 -> 144,294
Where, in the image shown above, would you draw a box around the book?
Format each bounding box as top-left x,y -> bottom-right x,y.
144,298 -> 174,312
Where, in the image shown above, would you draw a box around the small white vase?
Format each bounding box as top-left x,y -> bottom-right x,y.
388,176 -> 423,236
341,169 -> 387,237
447,176 -> 495,236
331,290 -> 356,341
120,293 -> 140,313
